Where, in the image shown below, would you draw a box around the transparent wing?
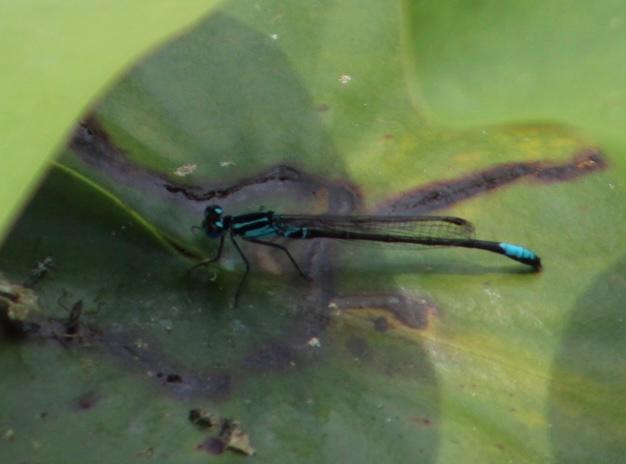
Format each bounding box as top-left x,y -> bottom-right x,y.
276,214 -> 475,240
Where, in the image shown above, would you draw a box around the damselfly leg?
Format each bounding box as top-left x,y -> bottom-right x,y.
187,234 -> 225,275
243,238 -> 310,280
229,232 -> 250,307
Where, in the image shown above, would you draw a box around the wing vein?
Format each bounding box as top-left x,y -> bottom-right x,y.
276,214 -> 475,240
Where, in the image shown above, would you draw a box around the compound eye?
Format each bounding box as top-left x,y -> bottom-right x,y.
205,205 -> 223,217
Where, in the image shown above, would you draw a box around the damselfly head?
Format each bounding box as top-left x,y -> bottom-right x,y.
202,205 -> 226,237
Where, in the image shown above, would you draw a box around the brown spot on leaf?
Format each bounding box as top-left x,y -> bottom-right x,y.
166,374 -> 182,383
164,164 -> 302,201
535,149 -> 606,182
409,416 -> 434,427
377,149 -> 607,214
76,391 -> 99,411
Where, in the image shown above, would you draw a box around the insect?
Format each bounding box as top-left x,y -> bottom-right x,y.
191,205 -> 541,305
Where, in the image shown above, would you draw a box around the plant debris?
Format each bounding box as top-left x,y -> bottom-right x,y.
189,409 -> 220,429
24,256 -> 54,288
174,164 -> 197,177
190,409 -> 255,456
0,273 -> 39,321
219,419 -> 255,456
65,300 -> 83,337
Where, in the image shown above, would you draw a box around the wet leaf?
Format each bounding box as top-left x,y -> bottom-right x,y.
1,1 -> 625,464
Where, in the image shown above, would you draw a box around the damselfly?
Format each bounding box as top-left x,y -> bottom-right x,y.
191,205 -> 541,304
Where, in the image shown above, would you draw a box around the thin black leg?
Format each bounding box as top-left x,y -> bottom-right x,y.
187,234 -> 225,275
230,233 -> 250,307
243,238 -> 310,280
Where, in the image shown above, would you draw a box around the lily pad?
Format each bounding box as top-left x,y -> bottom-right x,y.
0,1 -> 223,240
1,1 -> 625,463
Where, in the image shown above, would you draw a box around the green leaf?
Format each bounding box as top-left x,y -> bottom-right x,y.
405,1 -> 626,136
1,1 -> 625,463
0,1 -> 223,241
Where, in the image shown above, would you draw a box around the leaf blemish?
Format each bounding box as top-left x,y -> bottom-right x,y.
376,149 -> 607,214
76,391 -> 99,411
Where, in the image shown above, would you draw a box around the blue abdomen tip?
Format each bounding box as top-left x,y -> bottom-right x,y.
499,242 -> 536,260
